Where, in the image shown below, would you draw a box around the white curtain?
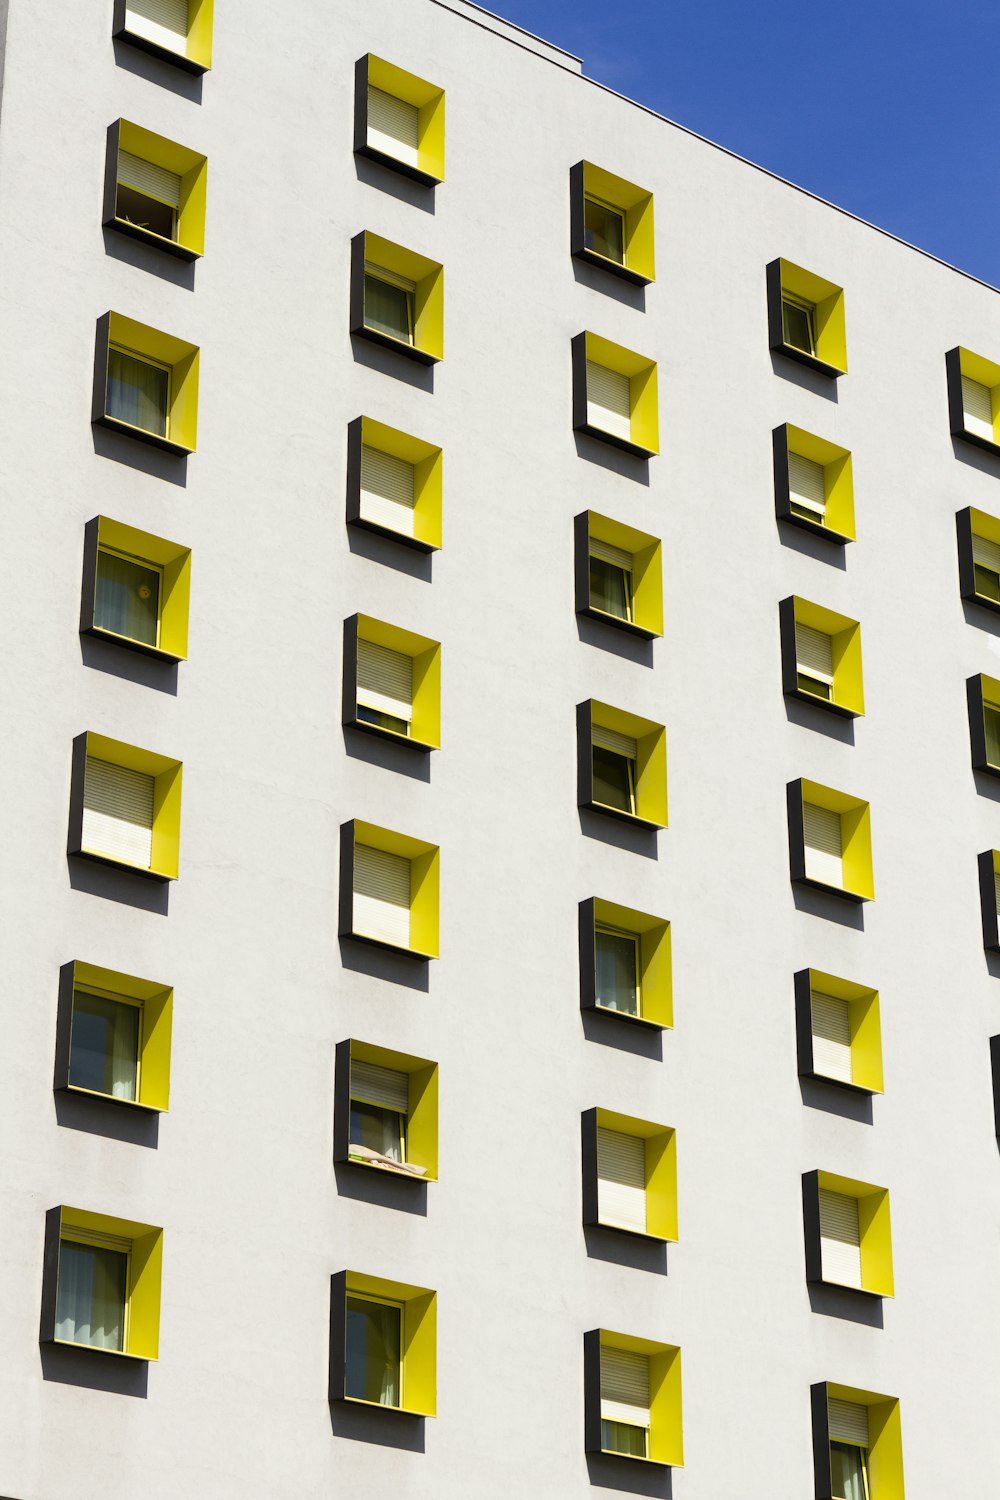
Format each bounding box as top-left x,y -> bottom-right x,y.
70,992 -> 139,1101
830,1442 -> 868,1500
346,1297 -> 401,1405
55,1241 -> 127,1350
94,551 -> 160,647
107,348 -> 168,436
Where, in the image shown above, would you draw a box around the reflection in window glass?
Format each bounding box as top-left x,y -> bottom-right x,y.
107,348 -> 169,436
584,197 -> 625,264
95,550 -> 161,647
69,991 -> 139,1101
55,1240 -> 128,1351
364,273 -> 414,344
346,1296 -> 401,1406
595,927 -> 639,1016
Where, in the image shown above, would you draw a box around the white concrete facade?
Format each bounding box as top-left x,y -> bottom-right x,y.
1,1 -> 999,1495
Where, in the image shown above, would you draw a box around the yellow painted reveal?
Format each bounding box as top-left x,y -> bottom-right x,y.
71,960 -> 173,1112
356,613 -> 441,749
958,347 -> 1000,442
807,969 -> 883,1095
785,425 -> 855,541
586,510 -> 663,636
778,258 -> 847,372
817,1171 -> 894,1297
591,700 -> 668,828
362,231 -> 444,362
791,596 -> 864,715
800,778 -> 873,901
600,1330 -> 683,1467
345,1271 -> 436,1417
349,1040 -> 438,1180
581,161 -> 655,281
352,819 -> 440,959
584,332 -> 659,455
104,312 -> 200,453
827,1384 -> 905,1500
596,1108 -> 677,1242
58,1206 -> 163,1360
95,516 -> 191,660
593,898 -> 672,1027
358,416 -> 442,550
366,55 -> 445,182
83,731 -> 182,880
117,120 -> 207,256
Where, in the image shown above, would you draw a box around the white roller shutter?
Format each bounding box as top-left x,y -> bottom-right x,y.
586,361 -> 631,441
350,1059 -> 409,1112
597,1128 -> 646,1232
994,870 -> 1000,921
811,990 -> 853,1083
125,0 -> 189,49
962,374 -> 994,441
367,85 -> 420,169
357,639 -> 413,723
788,451 -> 826,517
795,622 -> 833,683
973,532 -> 1000,572
82,757 -> 154,868
360,445 -> 416,537
803,802 -> 843,887
828,1397 -> 869,1447
590,537 -> 633,570
819,1188 -> 862,1288
600,1346 -> 650,1427
118,149 -> 181,208
592,724 -> 637,759
353,843 -> 411,947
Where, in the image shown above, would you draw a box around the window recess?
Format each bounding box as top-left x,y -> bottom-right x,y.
347,416 -> 442,552
766,258 -> 847,377
802,1171 -> 894,1298
579,898 -> 672,1029
582,1108 -> 677,1242
977,850 -> 1000,952
570,161 -> 655,285
80,516 -> 191,662
787,778 -> 874,903
68,732 -> 182,881
774,424 -> 855,544
339,820 -> 439,960
811,1382 -> 905,1499
112,0 -> 213,73
40,1206 -> 163,1360
584,1330 -> 683,1468
575,511 -> 662,639
104,121 -> 207,260
779,597 -> 864,717
330,1271 -> 436,1417
578,701 -> 667,829
957,506 -> 1000,611
343,614 -> 440,750
354,55 -> 445,186
93,312 -> 199,456
967,673 -> 1000,777
947,346 -> 1000,454
572,332 -> 659,458
351,232 -> 443,364
794,969 -> 883,1095
335,1039 -> 438,1180
54,960 -> 173,1112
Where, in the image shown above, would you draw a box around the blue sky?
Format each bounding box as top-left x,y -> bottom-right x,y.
491,0 -> 1000,288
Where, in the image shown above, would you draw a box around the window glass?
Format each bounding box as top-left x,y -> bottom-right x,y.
584,197 -> 625,264
107,348 -> 169,436
782,296 -> 816,354
593,746 -> 635,813
830,1440 -> 869,1500
346,1296 -> 401,1406
595,927 -> 639,1016
350,1099 -> 405,1162
69,990 -> 140,1101
55,1239 -> 128,1351
601,1419 -> 647,1457
590,556 -> 632,621
364,272 -> 414,344
986,705 -> 1000,767
95,550 -> 161,647
975,562 -> 1000,601
116,183 -> 176,240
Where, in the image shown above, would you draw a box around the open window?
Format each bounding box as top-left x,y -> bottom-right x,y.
578,701 -> 667,829
339,820 -> 439,960
68,732 -> 182,882
570,161 -> 654,285
787,778 -> 873,903
103,120 -> 207,260
803,1171 -> 894,1298
342,614 -> 440,750
572,332 -> 659,458
957,505 -> 1000,612
351,232 -> 443,364
766,258 -> 847,377
946,346 -> 1000,455
967,674 -> 1000,777
347,416 -> 442,551
811,1382 -> 905,1500
334,1040 -> 438,1180
93,312 -> 199,456
40,1206 -> 163,1359
584,1330 -> 683,1468
54,960 -> 172,1112
978,850 -> 1000,952
582,1108 -> 677,1241
330,1271 -> 436,1417
774,424 -> 855,544
579,898 -> 672,1029
80,516 -> 191,662
779,597 -> 864,716
112,0 -> 213,73
794,969 -> 883,1095
575,511 -> 662,638
354,55 -> 444,186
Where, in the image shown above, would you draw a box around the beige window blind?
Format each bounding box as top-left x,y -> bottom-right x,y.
973,532 -> 1000,574
819,1188 -> 862,1288
592,724 -> 637,759
357,639 -> 413,724
788,451 -> 826,517
82,757 -> 154,868
590,537 -> 633,570
353,843 -> 411,947
810,990 -> 853,1083
118,149 -> 181,208
803,802 -> 843,887
962,374 -> 994,441
828,1396 -> 869,1447
125,0 -> 189,48
586,361 -> 631,441
360,445 -> 416,537
350,1059 -> 408,1112
596,1128 -> 646,1232
795,622 -> 834,684
367,85 -> 420,168
600,1346 -> 650,1428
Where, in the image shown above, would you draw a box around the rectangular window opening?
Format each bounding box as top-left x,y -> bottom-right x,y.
55,1235 -> 129,1352
592,726 -> 637,815
829,1398 -> 871,1500
357,639 -> 413,737
584,195 -> 625,264
345,1294 -> 402,1407
589,537 -> 634,622
597,1127 -> 646,1232
359,444 -> 416,537
367,85 -> 419,169
69,989 -> 141,1102
125,0 -> 189,51
962,374 -> 994,442
810,989 -> 852,1084
364,265 -> 415,344
94,548 -> 161,648
595,926 -> 640,1017
803,801 -> 843,888
106,346 -> 169,438
353,843 -> 411,948
349,1058 -> 409,1168
819,1188 -> 862,1288
973,532 -> 1000,601
782,295 -> 816,355
82,757 -> 155,869
586,361 -> 631,442
600,1345 -> 650,1458
795,620 -> 834,701
116,149 -> 180,240
788,451 -> 826,523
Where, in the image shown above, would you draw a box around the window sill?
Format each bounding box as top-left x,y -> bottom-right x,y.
355,141 -> 442,188
572,244 -> 651,287
61,1084 -> 164,1113
795,874 -> 869,904
113,26 -> 209,74
343,1395 -> 432,1418
814,1277 -> 889,1300
587,798 -> 665,831
354,323 -> 439,366
349,512 -> 438,553
595,1218 -> 673,1243
956,426 -> 1000,458
786,686 -> 860,719
75,847 -> 174,884
774,341 -> 844,379
577,418 -> 656,460
107,214 -> 201,262
348,716 -> 437,752
82,624 -> 185,665
94,412 -> 194,458
599,1448 -> 667,1468
966,586 -> 1000,616
589,1001 -> 665,1031
804,1070 -> 880,1097
579,603 -> 660,640
347,929 -> 437,962
347,1152 -> 435,1181
779,510 -> 853,547
51,1337 -> 152,1362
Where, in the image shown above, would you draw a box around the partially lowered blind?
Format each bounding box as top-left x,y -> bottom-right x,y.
367,85 -> 420,169
597,1128 -> 646,1232
354,843 -> 411,947
828,1397 -> 869,1447
351,1058 -> 408,1112
600,1346 -> 649,1426
803,802 -> 843,887
994,869 -> 1000,921
590,537 -> 633,570
962,374 -> 994,441
357,639 -> 413,722
819,1189 -> 862,1288
795,622 -> 833,681
592,724 -> 637,759
811,990 -> 853,1084
360,445 -> 416,537
118,149 -> 181,208
126,0 -> 189,47
788,451 -> 826,515
586,361 -> 631,441
973,532 -> 1000,573
82,757 -> 154,868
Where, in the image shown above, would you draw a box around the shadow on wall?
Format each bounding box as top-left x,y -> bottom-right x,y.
798,1077 -> 873,1126
572,259 -> 646,312
346,526 -> 433,582
354,154 -> 436,213
102,227 -> 196,291
586,1454 -> 672,1497
343,727 -> 431,784
769,351 -> 839,402
774,521 -> 848,570
580,1010 -> 662,1062
333,1162 -> 427,1218
578,809 -> 659,860
573,433 -> 651,484
112,38 -> 203,101
784,697 -> 855,745
328,1399 -> 425,1453
351,336 -> 434,393
791,885 -> 864,932
91,426 -> 188,486
40,1343 -> 148,1398
807,1283 -> 884,1330
68,860 -> 170,917
584,1225 -> 667,1277
338,938 -> 430,994
952,436 -> 1000,479
53,1092 -> 160,1149
80,636 -> 179,696
576,616 -> 654,668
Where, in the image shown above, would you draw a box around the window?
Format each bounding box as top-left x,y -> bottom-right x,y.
81,516 -> 191,662
811,1382 -> 905,1499
787,778 -> 874,903
946,346 -> 1000,453
774,424 -> 856,544
572,332 -> 659,458
343,614 -> 441,749
330,1271 -> 436,1417
582,1108 -> 678,1242
347,416 -> 442,551
570,162 -> 655,285
977,850 -> 1000,952
584,1330 -> 683,1467
56,960 -> 173,1111
104,120 -> 207,261
93,312 -> 199,456
968,673 -> 1000,776
351,232 -> 444,364
354,55 -> 445,185
802,1171 -> 894,1297
766,258 -> 847,376
794,969 -> 883,1095
957,506 -> 1000,611
112,0 -> 213,73
41,1206 -> 163,1360
335,1040 -> 438,1179
340,820 -> 440,959
779,597 -> 864,717
578,702 -> 667,829
69,732 -> 182,881
575,511 -> 662,638
580,899 -> 672,1028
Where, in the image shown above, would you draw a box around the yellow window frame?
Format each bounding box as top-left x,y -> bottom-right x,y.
59,959 -> 173,1112
356,54 -> 445,186
768,257 -> 847,375
781,597 -> 864,717
106,120 -> 207,261
572,161 -> 655,284
44,1206 -> 164,1361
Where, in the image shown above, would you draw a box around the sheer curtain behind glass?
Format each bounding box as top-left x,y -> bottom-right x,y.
345,1296 -> 401,1406
94,551 -> 160,646
364,275 -> 413,343
596,929 -> 638,1015
830,1442 -> 868,1500
106,348 -> 168,435
55,1240 -> 127,1350
69,992 -> 139,1100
